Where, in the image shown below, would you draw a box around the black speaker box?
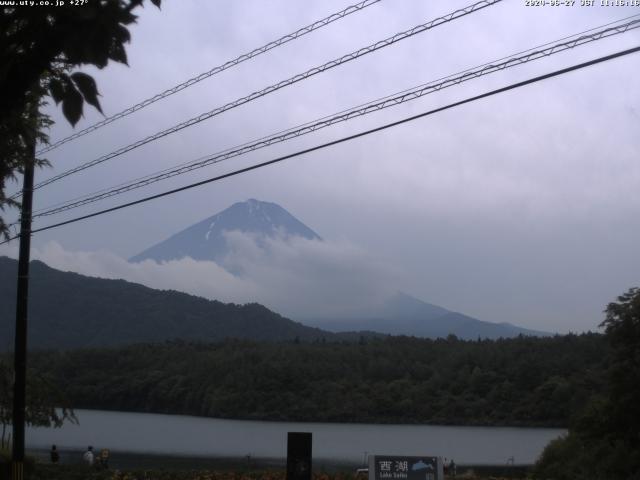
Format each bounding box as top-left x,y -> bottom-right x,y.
286,432 -> 312,480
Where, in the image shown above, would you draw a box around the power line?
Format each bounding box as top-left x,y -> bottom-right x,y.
30,16 -> 640,219
3,44 -> 637,245
15,0 -> 502,199
35,0 -> 383,156
26,11 -> 640,217
29,13 -> 640,217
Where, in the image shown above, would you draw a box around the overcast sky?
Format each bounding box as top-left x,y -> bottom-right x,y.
2,0 -> 640,333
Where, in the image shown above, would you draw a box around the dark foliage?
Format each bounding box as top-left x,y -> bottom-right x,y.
0,358 -> 76,449
0,0 -> 161,238
0,0 -> 162,124
26,333 -> 607,427
534,287 -> 640,480
600,287 -> 640,449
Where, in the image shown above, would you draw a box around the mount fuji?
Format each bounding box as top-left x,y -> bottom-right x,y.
129,199 -> 547,339
129,198 -> 320,264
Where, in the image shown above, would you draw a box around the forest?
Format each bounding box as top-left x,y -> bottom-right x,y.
24,333 -> 607,427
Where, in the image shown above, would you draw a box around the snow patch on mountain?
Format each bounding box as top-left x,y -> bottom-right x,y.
129,199 -> 320,264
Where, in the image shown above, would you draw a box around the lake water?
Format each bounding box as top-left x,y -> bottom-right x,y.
27,409 -> 564,465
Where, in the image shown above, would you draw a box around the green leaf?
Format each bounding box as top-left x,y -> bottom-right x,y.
115,24 -> 131,45
61,84 -> 84,127
109,42 -> 128,65
71,72 -> 103,114
74,4 -> 99,20
48,79 -> 65,105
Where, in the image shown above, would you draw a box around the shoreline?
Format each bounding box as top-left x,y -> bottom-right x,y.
57,406 -> 568,429
27,448 -> 534,472
28,448 -> 352,471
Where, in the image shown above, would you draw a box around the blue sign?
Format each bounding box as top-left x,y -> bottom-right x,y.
369,455 -> 443,480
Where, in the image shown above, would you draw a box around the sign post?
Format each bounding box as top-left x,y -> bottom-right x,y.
11,140 -> 35,480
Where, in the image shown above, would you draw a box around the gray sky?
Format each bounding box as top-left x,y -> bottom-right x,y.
2,0 -> 640,333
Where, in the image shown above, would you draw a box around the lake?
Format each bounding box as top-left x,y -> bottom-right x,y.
27,409 -> 564,465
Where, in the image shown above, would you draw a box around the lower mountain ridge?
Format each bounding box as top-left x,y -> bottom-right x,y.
0,256 -> 337,351
125,198 -> 548,340
1,255 -> 546,351
304,292 -> 547,340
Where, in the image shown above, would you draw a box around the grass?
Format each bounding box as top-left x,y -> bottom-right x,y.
2,450 -> 533,480
21,464 -> 532,480
22,466 -> 355,480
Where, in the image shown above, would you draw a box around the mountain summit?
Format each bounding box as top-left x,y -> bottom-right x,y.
128,198 -> 548,339
129,199 -> 320,263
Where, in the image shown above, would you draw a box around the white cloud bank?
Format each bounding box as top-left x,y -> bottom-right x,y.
4,233 -> 400,320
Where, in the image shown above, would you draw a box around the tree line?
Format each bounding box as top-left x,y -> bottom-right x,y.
533,288 -> 640,479
24,333 -> 608,428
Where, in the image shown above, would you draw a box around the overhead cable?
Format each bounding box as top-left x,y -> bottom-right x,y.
2,44 -> 636,245
36,0 -> 383,155
31,16 -> 640,219
16,0 -> 502,199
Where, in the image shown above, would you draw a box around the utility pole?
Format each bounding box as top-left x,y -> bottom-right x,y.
11,134 -> 35,480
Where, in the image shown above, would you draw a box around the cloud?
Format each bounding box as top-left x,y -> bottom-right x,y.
11,234 -> 399,320
5,0 -> 638,335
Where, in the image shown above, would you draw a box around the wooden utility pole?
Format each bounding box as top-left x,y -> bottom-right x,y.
11,138 -> 35,480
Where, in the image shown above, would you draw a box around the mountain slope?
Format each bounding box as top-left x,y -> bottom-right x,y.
129,199 -> 320,264
305,292 -> 547,340
0,257 -> 337,351
129,198 -> 547,340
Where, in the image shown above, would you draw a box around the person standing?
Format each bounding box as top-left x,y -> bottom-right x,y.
449,459 -> 456,478
99,448 -> 110,469
83,446 -> 94,466
50,445 -> 59,464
